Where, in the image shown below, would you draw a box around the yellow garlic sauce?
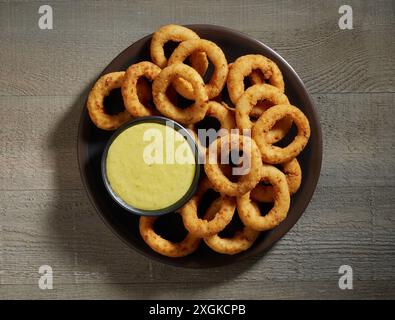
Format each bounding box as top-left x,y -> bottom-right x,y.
106,122 -> 196,210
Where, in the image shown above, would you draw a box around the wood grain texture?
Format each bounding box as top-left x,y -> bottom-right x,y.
0,0 -> 394,299
2,281 -> 395,300
1,186 -> 394,298
0,0 -> 394,96
1,93 -> 394,191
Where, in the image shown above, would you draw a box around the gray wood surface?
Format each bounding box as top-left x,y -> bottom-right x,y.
0,0 -> 394,299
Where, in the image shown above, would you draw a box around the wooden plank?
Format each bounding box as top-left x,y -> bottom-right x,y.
316,93 -> 395,187
1,280 -> 395,300
0,0 -> 394,96
0,93 -> 394,191
0,95 -> 84,191
1,187 -> 394,288
1,0 -> 394,300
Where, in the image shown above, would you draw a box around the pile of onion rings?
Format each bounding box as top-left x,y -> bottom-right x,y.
87,24 -> 311,257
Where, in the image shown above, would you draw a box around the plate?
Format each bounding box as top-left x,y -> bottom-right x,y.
77,24 -> 323,268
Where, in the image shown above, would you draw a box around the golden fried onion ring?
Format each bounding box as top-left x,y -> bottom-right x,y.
150,24 -> 208,70
121,61 -> 161,117
173,51 -> 209,100
227,54 -> 284,105
237,165 -> 290,231
235,84 -> 291,144
150,24 -> 208,100
139,215 -> 200,257
87,72 -> 132,130
203,199 -> 260,255
253,104 -> 311,164
152,63 -> 209,124
180,178 -> 236,238
168,39 -> 228,99
205,133 -> 263,196
228,62 -> 265,117
251,158 -> 301,202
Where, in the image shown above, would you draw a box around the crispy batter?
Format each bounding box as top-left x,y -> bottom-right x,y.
251,158 -> 301,202
237,164 -> 290,231
249,68 -> 266,85
174,51 -> 209,100
180,178 -> 236,237
87,72 -> 132,130
252,104 -> 311,164
227,54 -> 284,104
152,63 -> 209,124
205,133 -> 263,196
139,214 -> 200,257
235,84 -> 291,144
203,199 -> 260,255
121,61 -> 161,117
168,39 -> 228,99
150,24 -> 209,100
150,24 -> 208,69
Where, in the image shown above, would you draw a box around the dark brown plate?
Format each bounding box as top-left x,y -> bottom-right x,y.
77,24 -> 323,268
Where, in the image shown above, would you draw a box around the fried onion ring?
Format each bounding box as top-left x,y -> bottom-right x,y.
227,54 -> 284,105
150,24 -> 208,70
237,164 -> 290,231
227,63 -> 265,117
168,39 -> 228,99
252,104 -> 311,164
87,72 -> 132,130
251,158 -> 301,202
152,63 -> 209,124
203,199 -> 260,255
139,214 -> 200,257
205,133 -> 263,196
235,84 -> 292,144
150,24 -> 208,100
180,178 -> 236,238
173,52 -> 209,100
121,61 -> 161,117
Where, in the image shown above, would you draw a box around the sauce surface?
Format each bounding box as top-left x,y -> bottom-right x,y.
106,122 -> 196,210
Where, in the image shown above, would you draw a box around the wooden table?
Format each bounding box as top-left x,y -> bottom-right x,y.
1,0 -> 394,299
